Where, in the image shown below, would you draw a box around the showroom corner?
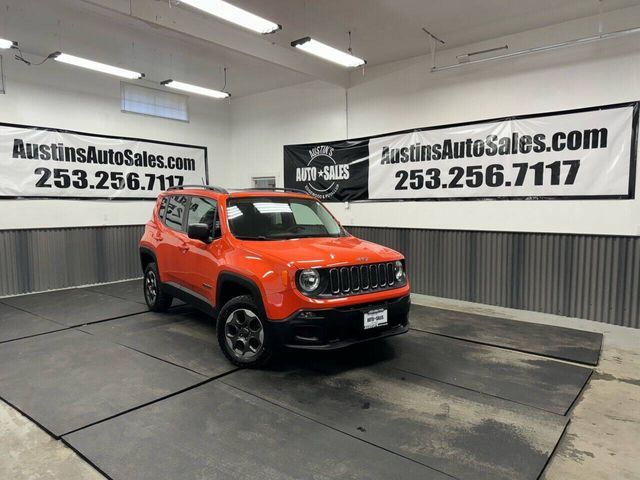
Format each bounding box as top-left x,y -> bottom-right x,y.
1,1 -> 640,480
2,2 -> 639,325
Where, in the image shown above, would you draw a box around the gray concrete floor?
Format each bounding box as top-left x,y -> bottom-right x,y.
1,294 -> 638,480
0,400 -> 103,480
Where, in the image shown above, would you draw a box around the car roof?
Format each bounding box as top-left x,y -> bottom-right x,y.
228,190 -> 312,199
159,187 -> 314,201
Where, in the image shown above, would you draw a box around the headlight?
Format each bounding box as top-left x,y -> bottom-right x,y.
298,269 -> 320,292
394,260 -> 405,281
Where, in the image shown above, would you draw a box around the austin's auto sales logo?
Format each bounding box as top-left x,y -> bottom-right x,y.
295,145 -> 350,199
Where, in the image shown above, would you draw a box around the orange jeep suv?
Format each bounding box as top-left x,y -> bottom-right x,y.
139,185 -> 410,367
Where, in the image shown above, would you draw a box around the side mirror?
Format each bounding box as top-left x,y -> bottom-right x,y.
188,223 -> 211,243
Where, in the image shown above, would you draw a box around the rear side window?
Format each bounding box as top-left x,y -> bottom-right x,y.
188,196 -> 218,236
164,195 -> 187,231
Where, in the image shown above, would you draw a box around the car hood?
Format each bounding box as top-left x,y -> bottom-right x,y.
238,236 -> 402,269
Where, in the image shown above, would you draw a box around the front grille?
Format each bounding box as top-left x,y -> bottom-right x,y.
325,262 -> 400,297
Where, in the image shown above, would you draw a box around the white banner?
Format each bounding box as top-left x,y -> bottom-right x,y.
368,105 -> 636,200
285,102 -> 637,202
0,124 -> 208,199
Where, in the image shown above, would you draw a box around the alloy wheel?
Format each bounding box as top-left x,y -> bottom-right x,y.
145,270 -> 158,304
224,308 -> 265,360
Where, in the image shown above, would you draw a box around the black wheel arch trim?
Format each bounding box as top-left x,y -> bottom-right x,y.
139,247 -> 157,272
216,271 -> 267,318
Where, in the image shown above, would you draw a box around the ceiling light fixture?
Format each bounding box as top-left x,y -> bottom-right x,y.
457,45 -> 508,63
179,0 -> 280,34
0,38 -> 16,49
291,37 -> 366,68
433,25 -> 640,72
161,80 -> 230,99
52,52 -> 144,79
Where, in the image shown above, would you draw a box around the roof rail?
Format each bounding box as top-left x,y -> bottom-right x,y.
231,187 -> 309,195
167,184 -> 229,194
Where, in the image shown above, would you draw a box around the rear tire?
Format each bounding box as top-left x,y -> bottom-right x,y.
217,295 -> 273,368
143,262 -> 173,312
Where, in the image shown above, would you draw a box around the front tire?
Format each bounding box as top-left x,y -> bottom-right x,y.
217,295 -> 273,368
143,262 -> 173,312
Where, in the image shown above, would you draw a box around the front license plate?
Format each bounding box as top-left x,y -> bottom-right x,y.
364,308 -> 388,330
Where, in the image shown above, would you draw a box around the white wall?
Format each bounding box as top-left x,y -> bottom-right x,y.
230,6 -> 640,236
228,81 -> 347,188
4,4 -> 640,235
0,52 -> 230,230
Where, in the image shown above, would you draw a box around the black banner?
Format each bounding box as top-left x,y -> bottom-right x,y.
283,140 -> 369,201
284,102 -> 638,202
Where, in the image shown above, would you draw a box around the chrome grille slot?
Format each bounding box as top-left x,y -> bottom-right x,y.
378,264 -> 387,287
360,266 -> 369,290
329,268 -> 340,294
340,267 -> 350,292
370,264 -> 378,288
350,266 -> 360,291
387,263 -> 395,285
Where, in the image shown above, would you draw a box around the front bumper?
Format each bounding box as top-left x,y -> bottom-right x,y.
268,294 -> 410,350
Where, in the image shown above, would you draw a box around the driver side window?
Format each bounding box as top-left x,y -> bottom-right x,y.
187,196 -> 220,239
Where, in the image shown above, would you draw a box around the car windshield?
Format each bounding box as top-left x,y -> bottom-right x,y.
226,196 -> 345,240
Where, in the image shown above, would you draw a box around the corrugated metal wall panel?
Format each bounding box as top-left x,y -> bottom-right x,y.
0,226 -> 144,297
348,226 -> 640,328
0,224 -> 638,327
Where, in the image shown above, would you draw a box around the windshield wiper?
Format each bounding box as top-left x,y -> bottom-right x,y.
234,235 -> 270,241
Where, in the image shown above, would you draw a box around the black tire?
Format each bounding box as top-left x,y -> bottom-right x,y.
216,295 -> 273,368
143,262 -> 173,312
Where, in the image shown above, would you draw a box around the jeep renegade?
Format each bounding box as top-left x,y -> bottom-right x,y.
139,185 -> 410,367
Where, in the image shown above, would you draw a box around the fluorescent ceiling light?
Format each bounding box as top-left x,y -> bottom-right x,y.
52,52 -> 144,79
179,0 -> 280,34
0,38 -> 16,49
161,80 -> 230,99
291,37 -> 366,68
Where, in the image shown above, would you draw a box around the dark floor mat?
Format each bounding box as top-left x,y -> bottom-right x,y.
410,305 -> 603,365
80,309 -> 232,377
0,302 -> 66,343
85,280 -> 186,307
0,330 -> 204,437
222,364 -> 568,480
387,331 -> 592,415
1,289 -> 148,327
63,381 -> 449,480
85,280 -> 145,304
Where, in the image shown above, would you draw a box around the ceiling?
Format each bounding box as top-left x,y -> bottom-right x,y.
2,0 -> 640,97
0,0 -> 311,97
231,0 -> 640,66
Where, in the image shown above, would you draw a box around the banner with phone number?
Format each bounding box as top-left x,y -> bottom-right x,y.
284,102 -> 638,202
0,123 -> 208,199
